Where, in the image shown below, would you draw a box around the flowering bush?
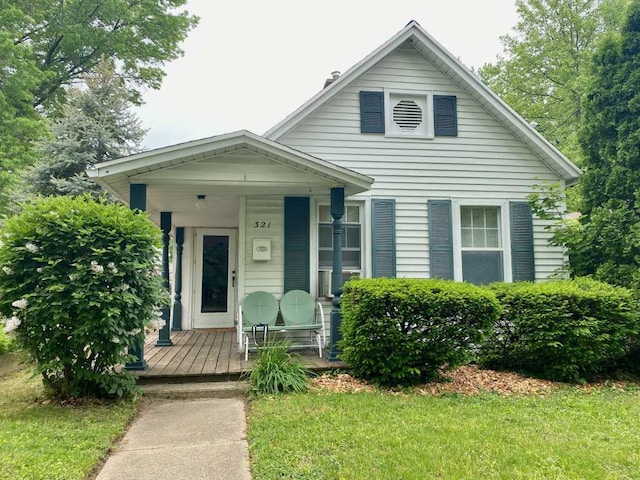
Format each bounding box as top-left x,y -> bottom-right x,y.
0,196 -> 168,398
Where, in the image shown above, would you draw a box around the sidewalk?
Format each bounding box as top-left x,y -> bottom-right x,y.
96,397 -> 252,480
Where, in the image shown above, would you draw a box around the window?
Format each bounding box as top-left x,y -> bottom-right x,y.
318,204 -> 362,297
459,206 -> 504,284
461,207 -> 501,249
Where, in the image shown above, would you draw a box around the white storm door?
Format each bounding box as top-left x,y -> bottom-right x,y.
193,229 -> 237,328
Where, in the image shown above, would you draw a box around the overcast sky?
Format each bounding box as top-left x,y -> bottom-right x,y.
134,0 -> 519,149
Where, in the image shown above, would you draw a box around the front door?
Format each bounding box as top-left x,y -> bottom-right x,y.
193,229 -> 237,328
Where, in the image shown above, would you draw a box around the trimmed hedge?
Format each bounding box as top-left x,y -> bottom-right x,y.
479,278 -> 640,382
340,278 -> 500,386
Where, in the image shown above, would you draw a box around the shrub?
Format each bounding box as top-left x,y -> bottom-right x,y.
0,196 -> 168,398
247,341 -> 311,395
479,278 -> 640,382
340,278 -> 501,386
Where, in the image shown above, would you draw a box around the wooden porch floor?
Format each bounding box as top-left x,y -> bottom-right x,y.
135,330 -> 345,382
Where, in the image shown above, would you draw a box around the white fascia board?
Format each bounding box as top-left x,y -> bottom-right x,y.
87,130 -> 252,178
265,21 -> 582,185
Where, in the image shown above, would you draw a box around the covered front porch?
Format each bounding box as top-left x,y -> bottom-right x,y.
87,130 -> 373,371
136,330 -> 345,381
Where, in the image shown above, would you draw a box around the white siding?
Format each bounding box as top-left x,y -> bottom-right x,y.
243,196 -> 284,297
279,47 -> 565,280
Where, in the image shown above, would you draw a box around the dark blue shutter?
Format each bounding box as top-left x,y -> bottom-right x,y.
372,199 -> 396,277
284,197 -> 310,293
510,201 -> 535,282
360,91 -> 385,133
434,95 -> 457,136
428,200 -> 454,279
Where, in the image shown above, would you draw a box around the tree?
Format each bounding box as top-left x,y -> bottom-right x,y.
6,0 -> 198,110
566,0 -> 640,288
479,0 -> 630,163
14,60 -> 146,202
0,0 -> 197,211
0,5 -> 49,210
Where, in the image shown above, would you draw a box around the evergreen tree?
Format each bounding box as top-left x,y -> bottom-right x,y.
15,61 -> 146,202
570,0 -> 640,287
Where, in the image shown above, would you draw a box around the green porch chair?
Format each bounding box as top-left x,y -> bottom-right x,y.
279,289 -> 326,358
238,291 -> 279,361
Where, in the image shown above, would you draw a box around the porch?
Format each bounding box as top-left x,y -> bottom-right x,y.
135,330 -> 346,382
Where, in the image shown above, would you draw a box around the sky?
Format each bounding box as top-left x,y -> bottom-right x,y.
134,0 -> 519,149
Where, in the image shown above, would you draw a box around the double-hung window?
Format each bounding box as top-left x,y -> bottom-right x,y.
460,206 -> 505,284
318,204 -> 362,297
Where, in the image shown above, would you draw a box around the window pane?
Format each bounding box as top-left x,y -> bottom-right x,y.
486,228 -> 500,248
343,250 -> 361,269
346,206 -> 360,223
473,228 -> 486,248
319,250 -> 332,268
485,208 -> 498,228
318,205 -> 331,222
472,208 -> 485,228
461,228 -> 473,248
461,207 -> 472,228
201,236 -> 228,313
319,225 -> 332,248
344,225 -> 361,248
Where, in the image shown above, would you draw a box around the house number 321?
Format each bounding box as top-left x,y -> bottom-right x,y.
253,221 -> 271,228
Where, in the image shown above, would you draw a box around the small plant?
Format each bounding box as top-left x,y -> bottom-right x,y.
0,195 -> 168,398
246,341 -> 311,395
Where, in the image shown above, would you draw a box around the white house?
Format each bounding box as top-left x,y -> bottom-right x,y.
87,21 -> 581,366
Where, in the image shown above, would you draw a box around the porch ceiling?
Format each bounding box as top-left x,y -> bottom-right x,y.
87,130 -> 374,213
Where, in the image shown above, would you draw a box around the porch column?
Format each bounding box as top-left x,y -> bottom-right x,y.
171,227 -> 184,331
156,212 -> 173,346
126,184 -> 148,370
327,187 -> 344,361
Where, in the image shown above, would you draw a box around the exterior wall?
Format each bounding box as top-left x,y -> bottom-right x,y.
243,196 -> 284,297
277,47 -> 565,280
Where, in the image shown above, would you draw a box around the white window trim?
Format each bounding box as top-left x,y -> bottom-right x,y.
384,88 -> 434,139
312,199 -> 367,299
451,199 -> 512,283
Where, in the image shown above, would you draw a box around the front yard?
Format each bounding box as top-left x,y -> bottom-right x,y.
0,355 -> 138,480
248,373 -> 640,479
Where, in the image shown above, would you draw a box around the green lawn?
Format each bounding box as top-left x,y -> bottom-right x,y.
248,388 -> 640,479
0,354 -> 138,480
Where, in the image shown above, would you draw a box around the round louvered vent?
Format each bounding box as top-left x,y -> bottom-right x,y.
392,100 -> 422,130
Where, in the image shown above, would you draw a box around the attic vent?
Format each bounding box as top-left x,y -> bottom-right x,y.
392,100 -> 422,131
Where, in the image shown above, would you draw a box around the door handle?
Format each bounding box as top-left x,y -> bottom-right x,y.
232,270 -> 236,287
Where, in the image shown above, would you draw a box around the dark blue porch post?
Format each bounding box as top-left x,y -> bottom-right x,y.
327,187 -> 345,361
171,227 -> 184,331
156,211 -> 173,346
126,184 -> 148,370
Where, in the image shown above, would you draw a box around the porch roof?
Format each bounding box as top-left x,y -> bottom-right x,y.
87,130 -> 374,209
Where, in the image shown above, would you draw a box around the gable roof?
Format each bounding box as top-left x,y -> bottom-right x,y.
265,20 -> 582,185
87,130 -> 374,200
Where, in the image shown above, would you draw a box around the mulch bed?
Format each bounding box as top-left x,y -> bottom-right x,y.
310,365 -> 637,396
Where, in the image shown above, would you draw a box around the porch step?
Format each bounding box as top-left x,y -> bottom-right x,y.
141,381 -> 249,400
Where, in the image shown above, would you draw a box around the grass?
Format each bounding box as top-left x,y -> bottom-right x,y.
0,354 -> 139,480
248,387 -> 640,479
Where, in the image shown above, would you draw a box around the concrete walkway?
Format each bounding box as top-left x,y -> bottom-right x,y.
96,397 -> 252,480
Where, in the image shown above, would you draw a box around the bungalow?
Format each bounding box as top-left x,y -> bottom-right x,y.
87,20 -> 581,368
